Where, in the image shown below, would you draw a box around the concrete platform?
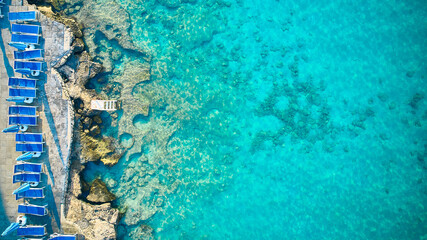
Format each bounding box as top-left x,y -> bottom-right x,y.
0,0 -> 72,237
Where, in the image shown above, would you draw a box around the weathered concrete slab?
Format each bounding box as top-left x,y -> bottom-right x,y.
0,0 -> 73,237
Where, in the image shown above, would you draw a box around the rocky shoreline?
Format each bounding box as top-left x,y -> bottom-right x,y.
32,5 -> 123,239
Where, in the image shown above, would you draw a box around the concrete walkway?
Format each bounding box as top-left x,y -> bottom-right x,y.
0,0 -> 72,237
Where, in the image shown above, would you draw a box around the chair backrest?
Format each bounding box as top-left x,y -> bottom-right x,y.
16,143 -> 43,152
9,11 -> 37,22
9,116 -> 37,126
9,106 -> 36,116
11,24 -> 40,35
9,88 -> 36,98
16,133 -> 43,142
8,77 -> 37,88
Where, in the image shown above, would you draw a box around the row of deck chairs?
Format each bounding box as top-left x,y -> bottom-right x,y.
8,11 -> 44,77
1,10 -> 75,240
5,77 -> 38,104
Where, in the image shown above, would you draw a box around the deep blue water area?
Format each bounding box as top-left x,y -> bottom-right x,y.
65,0 -> 426,239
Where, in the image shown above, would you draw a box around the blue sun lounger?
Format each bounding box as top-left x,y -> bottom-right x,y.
16,143 -> 43,152
15,187 -> 44,200
9,106 -> 37,116
9,88 -> 36,98
14,49 -> 43,60
13,173 -> 41,183
14,61 -> 43,76
17,225 -> 46,237
49,234 -> 76,240
9,11 -> 38,22
18,204 -> 48,216
11,24 -> 40,35
14,162 -> 43,173
8,77 -> 37,88
11,34 -> 39,44
9,116 -> 38,126
16,133 -> 43,143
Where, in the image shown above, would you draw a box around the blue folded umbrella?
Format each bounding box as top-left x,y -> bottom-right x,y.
6,96 -> 27,103
13,173 -> 41,183
2,125 -> 21,133
11,24 -> 40,35
14,162 -> 43,173
16,152 -> 35,161
9,11 -> 38,22
14,49 -> 43,60
49,234 -> 77,240
9,88 -> 36,98
11,34 -> 39,44
17,225 -> 46,236
9,116 -> 37,126
9,42 -> 31,51
14,61 -> 43,71
13,182 -> 31,194
18,204 -> 47,216
16,133 -> 43,142
9,106 -> 37,116
15,188 -> 44,200
1,222 -> 20,236
16,143 -> 43,152
8,77 -> 37,88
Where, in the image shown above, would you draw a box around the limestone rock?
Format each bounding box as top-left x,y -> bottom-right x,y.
80,133 -> 114,163
37,6 -> 83,37
87,179 -> 116,203
89,124 -> 101,136
75,51 -> 103,86
72,38 -> 85,53
69,169 -> 82,197
64,196 -> 119,240
75,0 -> 140,51
100,153 -> 122,166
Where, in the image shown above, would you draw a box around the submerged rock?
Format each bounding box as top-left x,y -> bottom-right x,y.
87,179 -> 116,203
128,224 -> 154,240
80,133 -> 114,163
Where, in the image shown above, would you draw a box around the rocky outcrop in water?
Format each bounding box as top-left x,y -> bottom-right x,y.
87,179 -> 116,203
63,170 -> 119,240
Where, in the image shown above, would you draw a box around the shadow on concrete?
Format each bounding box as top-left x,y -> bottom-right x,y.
0,3 -> 15,78
0,192 -> 17,239
45,184 -> 61,232
39,79 -> 65,166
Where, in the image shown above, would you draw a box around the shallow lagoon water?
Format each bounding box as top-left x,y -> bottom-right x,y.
64,0 -> 426,239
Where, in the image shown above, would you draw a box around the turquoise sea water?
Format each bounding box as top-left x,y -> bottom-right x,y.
65,0 -> 426,239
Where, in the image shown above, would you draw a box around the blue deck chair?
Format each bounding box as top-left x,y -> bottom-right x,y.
49,234 -> 76,240
8,77 -> 37,88
11,24 -> 40,35
15,187 -> 44,200
16,133 -> 43,142
9,116 -> 37,126
13,173 -> 41,183
9,106 -> 37,116
18,204 -> 48,216
11,34 -> 39,44
16,143 -> 43,152
9,88 -> 36,98
14,162 -> 43,173
14,49 -> 43,60
16,225 -> 46,236
14,61 -> 43,76
9,11 -> 38,22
